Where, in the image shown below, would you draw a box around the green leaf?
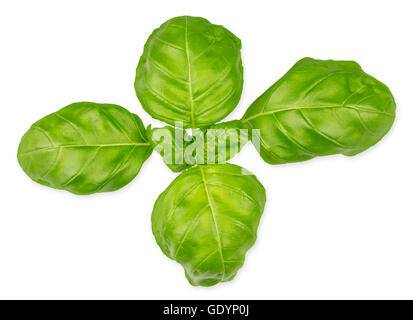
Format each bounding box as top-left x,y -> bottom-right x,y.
152,164 -> 266,286
135,16 -> 243,128
17,102 -> 153,195
242,58 -> 396,164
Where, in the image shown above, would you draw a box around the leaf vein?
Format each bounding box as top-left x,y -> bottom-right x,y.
32,126 -> 55,147
98,107 -> 133,143
61,147 -> 101,187
40,146 -> 62,179
271,113 -> 317,156
153,35 -> 185,51
192,37 -> 217,61
207,182 -> 260,207
53,113 -> 88,144
192,64 -> 232,102
185,16 -> 196,128
147,55 -> 188,84
298,110 -> 350,149
19,143 -> 150,156
192,249 -> 219,270
199,166 -> 225,280
94,145 -> 136,193
243,104 -> 394,122
196,85 -> 237,119
143,76 -> 190,114
162,182 -> 204,234
174,204 -> 209,258
219,213 -> 254,236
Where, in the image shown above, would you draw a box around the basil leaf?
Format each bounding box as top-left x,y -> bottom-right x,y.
242,58 -> 396,164
17,102 -> 152,195
152,164 -> 266,286
135,16 -> 243,128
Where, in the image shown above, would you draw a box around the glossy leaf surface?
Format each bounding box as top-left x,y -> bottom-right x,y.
18,102 -> 152,194
242,58 -> 396,164
152,164 -> 266,286
135,16 -> 243,128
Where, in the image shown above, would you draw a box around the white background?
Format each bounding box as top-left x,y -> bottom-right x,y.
0,0 -> 412,299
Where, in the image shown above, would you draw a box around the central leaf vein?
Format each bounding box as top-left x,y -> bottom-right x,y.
185,16 -> 196,128
199,166 -> 225,280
